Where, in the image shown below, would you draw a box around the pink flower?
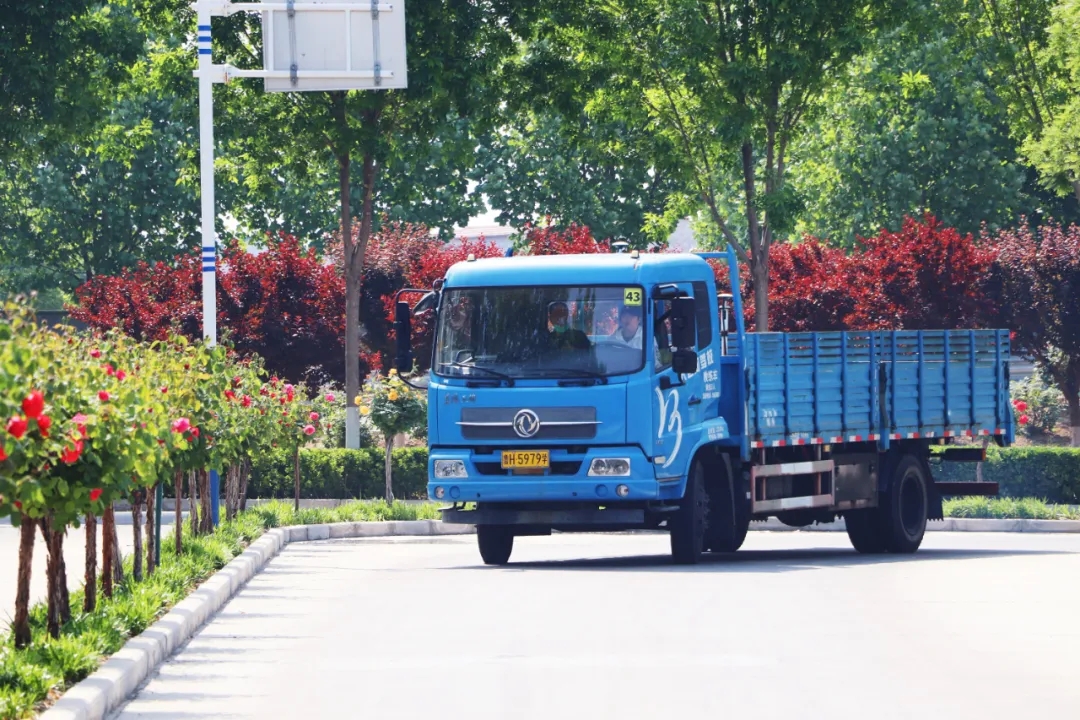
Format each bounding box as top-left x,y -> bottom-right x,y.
325,393 -> 336,403
303,425 -> 316,436
171,418 -> 191,434
1014,400 -> 1028,412
309,412 -> 320,421
1018,414 -> 1030,426
98,391 -> 110,403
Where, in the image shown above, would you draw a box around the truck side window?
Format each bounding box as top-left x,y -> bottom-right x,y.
692,281 -> 713,350
653,299 -> 673,370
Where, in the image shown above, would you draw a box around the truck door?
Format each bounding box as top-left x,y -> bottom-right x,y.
651,284 -> 706,481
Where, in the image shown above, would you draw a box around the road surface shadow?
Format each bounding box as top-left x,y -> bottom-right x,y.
492,546 -> 1070,573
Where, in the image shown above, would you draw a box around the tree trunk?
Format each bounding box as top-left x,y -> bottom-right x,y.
111,509 -> 124,586
239,458 -> 251,512
751,258 -> 769,333
225,465 -> 238,521
175,469 -> 184,555
200,469 -> 213,534
384,436 -> 395,505
1072,179 -> 1080,205
131,490 -> 143,582
42,518 -> 60,637
1068,393 -> 1080,448
145,485 -> 155,575
337,95 -> 359,449
84,513 -> 97,612
189,470 -> 199,537
102,505 -> 115,599
294,446 -> 301,512
14,515 -> 35,648
57,528 -> 70,624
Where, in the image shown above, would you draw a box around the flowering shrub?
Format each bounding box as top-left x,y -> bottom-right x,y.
355,370 -> 427,503
0,298 -> 344,648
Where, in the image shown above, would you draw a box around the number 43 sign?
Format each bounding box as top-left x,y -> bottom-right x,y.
624,288 -> 643,306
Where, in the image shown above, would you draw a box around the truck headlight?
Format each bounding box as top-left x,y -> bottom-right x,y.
434,460 -> 468,478
588,458 -> 631,477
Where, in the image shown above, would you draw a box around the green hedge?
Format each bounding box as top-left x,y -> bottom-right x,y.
933,446 -> 1080,503
209,445 -> 1080,503
248,447 -> 429,500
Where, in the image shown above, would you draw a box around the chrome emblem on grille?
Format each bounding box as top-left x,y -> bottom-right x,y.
513,409 -> 541,438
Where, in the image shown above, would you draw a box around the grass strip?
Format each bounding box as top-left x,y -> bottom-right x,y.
943,496 -> 1080,520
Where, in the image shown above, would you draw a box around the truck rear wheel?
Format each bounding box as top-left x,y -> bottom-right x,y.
880,454 -> 929,553
670,458 -> 708,564
844,509 -> 886,553
477,525 -> 514,565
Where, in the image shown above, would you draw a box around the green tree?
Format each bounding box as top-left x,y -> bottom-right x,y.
790,18 -> 1030,243
0,50 -> 200,296
532,0 -> 902,329
1021,0 -> 1080,201
966,0 -> 1080,203
471,109 -> 681,244
0,0 -> 143,156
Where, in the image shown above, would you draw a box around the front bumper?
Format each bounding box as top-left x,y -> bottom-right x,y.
427,446 -> 659,502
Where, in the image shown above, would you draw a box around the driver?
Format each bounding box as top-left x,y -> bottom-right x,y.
547,301 -> 590,350
611,304 -> 644,349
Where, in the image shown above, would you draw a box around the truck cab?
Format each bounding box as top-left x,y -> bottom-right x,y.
396,247 -> 1012,565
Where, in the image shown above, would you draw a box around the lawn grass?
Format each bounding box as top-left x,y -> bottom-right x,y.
0,500 -> 437,718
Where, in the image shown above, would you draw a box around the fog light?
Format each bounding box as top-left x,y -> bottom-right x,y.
449,486 -> 460,499
434,486 -> 446,499
616,484 -> 630,497
588,457 -> 631,477
434,459 -> 467,478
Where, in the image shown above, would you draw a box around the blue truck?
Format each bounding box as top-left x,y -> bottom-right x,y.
393,246 -> 1014,564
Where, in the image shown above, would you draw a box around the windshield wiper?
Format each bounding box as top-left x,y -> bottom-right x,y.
441,361 -> 515,387
537,367 -> 609,386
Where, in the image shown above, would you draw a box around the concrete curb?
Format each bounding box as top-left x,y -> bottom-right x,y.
40,519 -> 474,720
752,517 -> 1080,533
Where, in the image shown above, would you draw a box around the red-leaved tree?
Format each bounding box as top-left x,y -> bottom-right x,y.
848,214 -> 996,331
717,214 -> 995,333
984,219 -> 1080,446
71,234 -> 355,385
518,222 -> 609,255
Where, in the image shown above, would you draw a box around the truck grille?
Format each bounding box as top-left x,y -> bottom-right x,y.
458,407 -> 598,440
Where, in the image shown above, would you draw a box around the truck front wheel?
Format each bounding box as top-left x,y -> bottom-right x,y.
477,525 -> 514,565
670,458 -> 708,564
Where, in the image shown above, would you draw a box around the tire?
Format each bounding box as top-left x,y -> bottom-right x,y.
881,454 -> 929,554
670,458 -> 708,564
706,455 -> 749,553
477,525 -> 514,565
844,509 -> 886,553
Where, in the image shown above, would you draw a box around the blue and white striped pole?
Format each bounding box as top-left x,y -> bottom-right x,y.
197,6 -> 221,526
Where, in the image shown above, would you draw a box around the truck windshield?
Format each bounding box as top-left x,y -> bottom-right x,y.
434,285 -> 646,379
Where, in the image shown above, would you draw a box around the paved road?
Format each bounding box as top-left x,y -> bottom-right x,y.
115,531 -> 1080,720
0,512 -> 180,632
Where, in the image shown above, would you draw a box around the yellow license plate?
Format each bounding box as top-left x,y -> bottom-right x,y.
501,450 -> 550,469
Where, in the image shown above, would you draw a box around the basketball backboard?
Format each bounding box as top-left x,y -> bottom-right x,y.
260,0 -> 407,92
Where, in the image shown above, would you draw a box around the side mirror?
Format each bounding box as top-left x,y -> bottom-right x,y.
413,290 -> 439,315
394,301 -> 412,374
672,348 -> 698,375
670,296 -> 697,349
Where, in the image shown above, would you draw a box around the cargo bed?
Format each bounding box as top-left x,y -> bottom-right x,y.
745,330 -> 1014,449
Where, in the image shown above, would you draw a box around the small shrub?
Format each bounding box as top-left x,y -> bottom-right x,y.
1010,372 -> 1068,437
